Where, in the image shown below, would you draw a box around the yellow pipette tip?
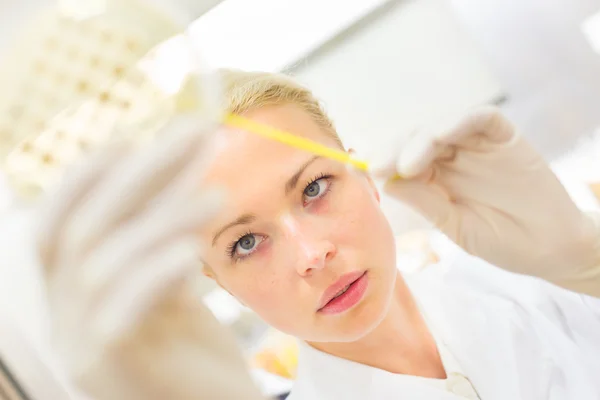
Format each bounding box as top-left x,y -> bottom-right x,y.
223,113 -> 369,172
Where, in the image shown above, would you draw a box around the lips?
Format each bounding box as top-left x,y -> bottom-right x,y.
318,271 -> 367,311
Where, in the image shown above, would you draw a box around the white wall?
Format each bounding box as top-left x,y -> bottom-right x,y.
289,0 -> 504,233
449,0 -> 600,158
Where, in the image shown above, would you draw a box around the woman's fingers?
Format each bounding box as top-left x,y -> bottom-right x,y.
61,118 -> 217,263
36,143 -> 130,272
383,167 -> 456,230
78,119 -> 205,225
59,238 -> 203,377
443,106 -> 515,145
90,238 -> 203,346
393,113 -> 481,178
78,189 -> 222,294
396,129 -> 442,178
370,107 -> 516,181
147,122 -> 221,209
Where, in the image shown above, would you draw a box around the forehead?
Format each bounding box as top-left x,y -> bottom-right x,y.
204,104 -> 340,192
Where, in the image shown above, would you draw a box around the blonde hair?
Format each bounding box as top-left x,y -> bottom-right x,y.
217,69 -> 344,148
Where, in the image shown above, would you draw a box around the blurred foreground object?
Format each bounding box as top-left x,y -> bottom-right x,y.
34,96 -> 265,400
0,0 -> 266,399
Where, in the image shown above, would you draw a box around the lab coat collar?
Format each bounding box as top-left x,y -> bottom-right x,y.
294,341 -> 373,399
294,341 -> 471,400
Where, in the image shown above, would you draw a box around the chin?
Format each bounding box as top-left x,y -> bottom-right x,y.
347,284 -> 395,340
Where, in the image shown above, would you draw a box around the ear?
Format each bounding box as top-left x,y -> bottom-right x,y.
202,263 -> 247,306
348,148 -> 381,203
202,263 -> 217,280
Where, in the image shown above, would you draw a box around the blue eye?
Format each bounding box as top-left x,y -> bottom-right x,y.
237,234 -> 256,252
304,180 -> 322,197
303,176 -> 331,202
228,233 -> 265,259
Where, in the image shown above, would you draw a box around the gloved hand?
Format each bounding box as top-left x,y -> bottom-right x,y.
372,106 -> 600,297
36,118 -> 265,400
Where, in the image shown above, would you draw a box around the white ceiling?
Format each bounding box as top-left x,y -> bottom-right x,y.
189,0 -> 393,71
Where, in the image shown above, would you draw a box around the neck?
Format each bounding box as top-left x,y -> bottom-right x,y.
308,273 -> 446,378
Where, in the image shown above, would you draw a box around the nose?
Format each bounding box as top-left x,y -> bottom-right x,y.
297,236 -> 336,275
281,216 -> 336,276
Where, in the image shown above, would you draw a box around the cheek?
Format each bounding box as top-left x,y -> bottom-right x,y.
332,182 -> 396,269
229,273 -> 305,331
217,267 -> 290,310
211,259 -> 310,333
335,182 -> 388,237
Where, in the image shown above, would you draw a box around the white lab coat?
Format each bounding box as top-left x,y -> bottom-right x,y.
287,234 -> 600,400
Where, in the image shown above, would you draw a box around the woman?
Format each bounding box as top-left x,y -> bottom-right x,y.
35,69 -> 600,399
194,70 -> 600,399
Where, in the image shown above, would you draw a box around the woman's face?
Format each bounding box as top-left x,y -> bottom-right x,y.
200,104 -> 397,343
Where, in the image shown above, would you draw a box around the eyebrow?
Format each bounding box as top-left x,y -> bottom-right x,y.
285,155 -> 321,195
212,213 -> 257,246
211,155 -> 321,246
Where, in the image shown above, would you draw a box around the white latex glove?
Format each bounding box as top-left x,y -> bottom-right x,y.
372,106 -> 600,297
36,118 -> 265,400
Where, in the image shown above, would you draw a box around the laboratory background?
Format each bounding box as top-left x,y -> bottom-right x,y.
2,0 -> 600,399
